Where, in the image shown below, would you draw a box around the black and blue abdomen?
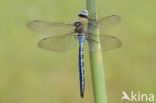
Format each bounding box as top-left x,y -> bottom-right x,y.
78,36 -> 86,98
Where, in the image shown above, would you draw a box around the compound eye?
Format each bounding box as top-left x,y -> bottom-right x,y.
78,10 -> 89,18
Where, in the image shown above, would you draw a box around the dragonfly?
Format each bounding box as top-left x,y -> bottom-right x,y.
27,10 -> 122,98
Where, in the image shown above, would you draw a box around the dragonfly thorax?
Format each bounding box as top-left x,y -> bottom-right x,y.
74,20 -> 84,34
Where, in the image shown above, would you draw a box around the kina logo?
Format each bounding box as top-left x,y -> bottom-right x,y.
121,90 -> 154,102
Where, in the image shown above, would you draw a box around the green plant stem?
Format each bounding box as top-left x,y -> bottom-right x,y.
86,0 -> 107,103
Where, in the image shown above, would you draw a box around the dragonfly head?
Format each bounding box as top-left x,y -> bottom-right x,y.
78,10 -> 89,19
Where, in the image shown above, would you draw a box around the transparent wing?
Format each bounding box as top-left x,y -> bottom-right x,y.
98,15 -> 121,32
83,15 -> 121,33
27,20 -> 74,36
84,35 -> 122,51
38,32 -> 78,52
100,35 -> 122,51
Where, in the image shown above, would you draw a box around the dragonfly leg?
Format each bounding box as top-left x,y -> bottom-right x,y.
88,19 -> 98,28
75,33 -> 78,39
86,32 -> 98,43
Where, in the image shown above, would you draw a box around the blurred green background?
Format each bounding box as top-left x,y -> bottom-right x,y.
0,0 -> 156,103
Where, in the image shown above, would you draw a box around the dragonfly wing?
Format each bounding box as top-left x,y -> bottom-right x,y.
98,15 -> 121,32
27,20 -> 73,36
84,35 -> 122,51
38,32 -> 78,52
100,35 -> 122,51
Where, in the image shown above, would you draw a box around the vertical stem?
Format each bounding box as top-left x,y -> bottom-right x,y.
86,0 -> 107,103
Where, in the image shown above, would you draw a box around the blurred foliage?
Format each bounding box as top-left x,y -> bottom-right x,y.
0,0 -> 156,103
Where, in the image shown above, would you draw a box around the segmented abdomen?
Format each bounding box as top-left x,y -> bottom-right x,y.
79,43 -> 85,98
78,35 -> 86,98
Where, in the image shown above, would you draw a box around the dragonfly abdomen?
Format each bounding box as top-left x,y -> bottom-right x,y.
78,36 -> 86,98
79,46 -> 85,98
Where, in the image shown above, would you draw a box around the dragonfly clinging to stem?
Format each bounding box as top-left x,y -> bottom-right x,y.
27,10 -> 122,98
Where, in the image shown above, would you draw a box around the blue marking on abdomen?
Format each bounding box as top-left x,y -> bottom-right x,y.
78,35 -> 86,98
